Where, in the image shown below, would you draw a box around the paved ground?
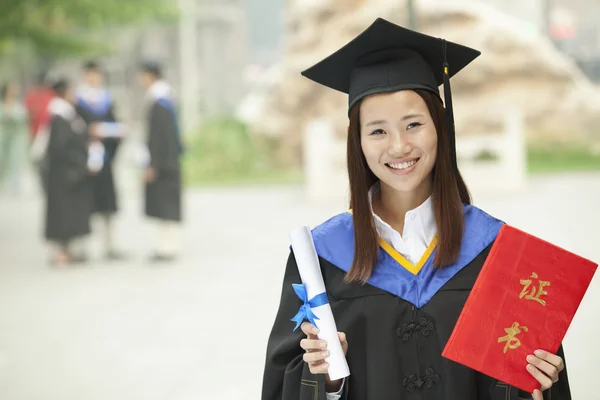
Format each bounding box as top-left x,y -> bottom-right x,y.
0,169 -> 599,400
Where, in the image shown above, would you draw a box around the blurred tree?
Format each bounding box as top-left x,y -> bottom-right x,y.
0,0 -> 176,58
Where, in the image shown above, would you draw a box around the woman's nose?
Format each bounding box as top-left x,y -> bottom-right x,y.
388,132 -> 411,156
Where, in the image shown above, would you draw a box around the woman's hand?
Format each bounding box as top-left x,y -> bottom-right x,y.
526,349 -> 565,400
88,122 -> 101,139
143,167 -> 157,183
299,322 -> 348,393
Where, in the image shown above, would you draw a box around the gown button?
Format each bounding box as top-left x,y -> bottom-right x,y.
396,327 -> 411,341
397,323 -> 415,341
402,375 -> 418,392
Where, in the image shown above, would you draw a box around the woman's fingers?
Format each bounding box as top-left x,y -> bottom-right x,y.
308,360 -> 329,374
526,364 -> 553,391
300,338 -> 327,352
300,328 -> 347,374
301,322 -> 319,339
533,350 -> 565,372
532,389 -> 543,400
303,349 -> 330,363
338,332 -> 348,355
526,354 -> 559,383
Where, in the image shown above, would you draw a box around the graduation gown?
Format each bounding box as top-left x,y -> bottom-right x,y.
44,111 -> 92,242
75,90 -> 121,214
144,98 -> 182,222
262,206 -> 572,400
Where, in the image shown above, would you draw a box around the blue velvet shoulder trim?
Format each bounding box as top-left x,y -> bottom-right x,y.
311,206 -> 504,307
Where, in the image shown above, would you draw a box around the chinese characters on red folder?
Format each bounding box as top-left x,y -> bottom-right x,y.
498,273 -> 550,354
442,224 -> 598,393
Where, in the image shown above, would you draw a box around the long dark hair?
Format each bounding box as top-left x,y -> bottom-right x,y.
345,89 -> 471,283
52,79 -> 70,98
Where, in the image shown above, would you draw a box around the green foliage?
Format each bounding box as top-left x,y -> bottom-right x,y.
0,0 -> 176,57
527,143 -> 600,173
182,117 -> 302,186
472,149 -> 500,162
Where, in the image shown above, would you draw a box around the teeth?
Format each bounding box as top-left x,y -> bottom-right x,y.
388,160 -> 417,170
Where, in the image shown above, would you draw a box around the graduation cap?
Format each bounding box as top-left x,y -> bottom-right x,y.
301,17 -> 481,174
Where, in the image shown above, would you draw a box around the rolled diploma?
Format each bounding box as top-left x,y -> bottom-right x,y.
87,141 -> 105,172
289,226 -> 350,381
96,122 -> 126,138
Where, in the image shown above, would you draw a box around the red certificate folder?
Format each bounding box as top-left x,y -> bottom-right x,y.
442,224 -> 598,393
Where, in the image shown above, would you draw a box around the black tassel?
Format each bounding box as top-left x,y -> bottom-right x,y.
442,40 -> 458,175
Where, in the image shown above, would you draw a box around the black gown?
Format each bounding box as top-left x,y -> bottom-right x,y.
44,112 -> 93,243
262,206 -> 572,400
75,90 -> 121,215
144,98 -> 182,222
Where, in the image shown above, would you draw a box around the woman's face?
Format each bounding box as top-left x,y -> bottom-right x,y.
85,69 -> 104,88
138,71 -> 154,90
64,87 -> 75,104
359,90 -> 437,195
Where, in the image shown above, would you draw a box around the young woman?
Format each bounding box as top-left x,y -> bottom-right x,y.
261,19 -> 571,400
44,79 -> 101,265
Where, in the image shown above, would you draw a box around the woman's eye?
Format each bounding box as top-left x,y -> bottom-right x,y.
371,129 -> 385,135
407,122 -> 422,130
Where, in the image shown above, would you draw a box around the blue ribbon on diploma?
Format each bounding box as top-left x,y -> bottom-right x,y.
290,283 -> 329,331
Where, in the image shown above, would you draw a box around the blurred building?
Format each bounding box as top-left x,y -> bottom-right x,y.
46,0 -> 254,134
478,0 -> 600,81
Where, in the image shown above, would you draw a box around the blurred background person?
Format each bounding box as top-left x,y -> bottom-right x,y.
25,71 -> 54,142
0,82 -> 28,196
25,72 -> 55,194
44,78 -> 103,265
138,61 -> 183,262
75,60 -> 127,261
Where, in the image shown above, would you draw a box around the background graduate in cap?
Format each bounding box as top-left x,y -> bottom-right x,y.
138,61 -> 183,262
262,18 -> 571,400
75,60 -> 127,261
44,78 -> 102,265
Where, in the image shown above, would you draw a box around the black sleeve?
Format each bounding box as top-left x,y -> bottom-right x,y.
48,116 -> 89,184
148,103 -> 179,171
262,252 -> 347,400
48,117 -> 87,167
475,371 -> 497,399
74,104 -> 89,123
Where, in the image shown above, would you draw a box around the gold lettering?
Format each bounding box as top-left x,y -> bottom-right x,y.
519,272 -> 550,306
498,322 -> 529,354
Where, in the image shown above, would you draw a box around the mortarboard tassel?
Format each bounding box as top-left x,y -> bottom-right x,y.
442,39 -> 458,175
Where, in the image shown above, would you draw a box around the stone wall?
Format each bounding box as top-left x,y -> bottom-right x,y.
247,0 -> 600,167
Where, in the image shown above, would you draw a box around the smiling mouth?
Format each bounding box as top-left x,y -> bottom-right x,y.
386,158 -> 419,170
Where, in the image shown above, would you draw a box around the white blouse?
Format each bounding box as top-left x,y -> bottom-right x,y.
327,184 -> 437,400
369,183 -> 437,264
